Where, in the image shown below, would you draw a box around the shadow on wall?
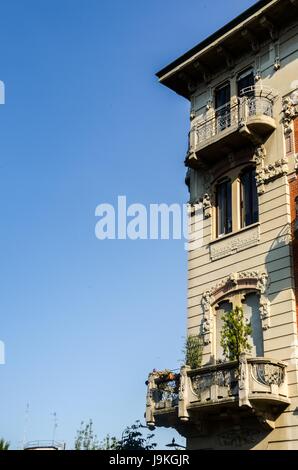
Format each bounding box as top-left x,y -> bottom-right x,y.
265,222 -> 294,305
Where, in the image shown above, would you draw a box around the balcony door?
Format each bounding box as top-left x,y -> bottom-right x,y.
237,69 -> 254,98
215,82 -> 231,132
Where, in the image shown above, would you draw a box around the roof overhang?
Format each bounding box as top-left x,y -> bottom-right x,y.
156,0 -> 298,99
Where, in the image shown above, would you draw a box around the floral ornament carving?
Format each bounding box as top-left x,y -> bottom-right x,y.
259,298 -> 271,330
282,97 -> 298,134
255,157 -> 288,194
201,290 -> 214,345
251,363 -> 285,387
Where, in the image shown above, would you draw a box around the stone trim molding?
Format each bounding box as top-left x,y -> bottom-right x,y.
201,270 -> 271,345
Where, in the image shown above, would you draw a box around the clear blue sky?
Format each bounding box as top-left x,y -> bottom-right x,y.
0,0 -> 257,449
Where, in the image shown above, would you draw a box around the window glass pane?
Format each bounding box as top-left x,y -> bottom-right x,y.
237,70 -> 254,97
215,83 -> 231,132
242,294 -> 263,357
241,168 -> 259,228
217,180 -> 232,236
215,83 -> 230,109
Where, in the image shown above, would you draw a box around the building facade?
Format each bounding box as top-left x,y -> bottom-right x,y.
146,0 -> 298,450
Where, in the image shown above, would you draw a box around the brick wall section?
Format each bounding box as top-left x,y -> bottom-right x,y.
290,117 -> 298,327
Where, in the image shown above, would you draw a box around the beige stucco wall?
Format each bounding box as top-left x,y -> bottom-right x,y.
186,19 -> 298,449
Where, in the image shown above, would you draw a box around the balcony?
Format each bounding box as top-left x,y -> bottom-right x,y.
186,88 -> 277,168
146,355 -> 289,436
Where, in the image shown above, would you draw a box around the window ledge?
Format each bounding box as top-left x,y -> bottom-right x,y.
209,223 -> 260,261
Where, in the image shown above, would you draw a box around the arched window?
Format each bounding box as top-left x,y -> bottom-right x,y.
216,179 -> 232,237
214,292 -> 263,361
240,167 -> 259,228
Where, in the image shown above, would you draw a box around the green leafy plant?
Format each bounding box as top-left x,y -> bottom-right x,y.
220,306 -> 252,362
184,334 -> 203,369
114,421 -> 157,450
74,419 -> 99,450
98,434 -> 118,450
0,439 -> 9,450
74,420 -> 156,450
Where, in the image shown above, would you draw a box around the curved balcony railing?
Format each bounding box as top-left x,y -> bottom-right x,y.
188,92 -> 275,154
146,355 -> 289,430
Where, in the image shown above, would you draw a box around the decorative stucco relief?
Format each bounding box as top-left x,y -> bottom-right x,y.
282,96 -> 298,134
255,157 -> 288,194
201,271 -> 271,345
210,225 -> 260,261
201,193 -> 212,218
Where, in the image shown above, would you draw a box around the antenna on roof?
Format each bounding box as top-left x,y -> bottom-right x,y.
22,402 -> 30,449
51,412 -> 58,442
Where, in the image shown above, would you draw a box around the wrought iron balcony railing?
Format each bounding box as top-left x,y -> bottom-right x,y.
188,88 -> 276,158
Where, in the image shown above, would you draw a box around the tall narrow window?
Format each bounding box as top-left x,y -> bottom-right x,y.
242,293 -> 263,357
216,179 -> 232,237
237,69 -> 254,98
215,82 -> 231,132
240,167 -> 259,228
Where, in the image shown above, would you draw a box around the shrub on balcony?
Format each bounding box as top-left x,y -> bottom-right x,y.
220,306 -> 252,362
184,334 -> 203,370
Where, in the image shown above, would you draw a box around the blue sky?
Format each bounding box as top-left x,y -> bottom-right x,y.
0,0 -> 257,449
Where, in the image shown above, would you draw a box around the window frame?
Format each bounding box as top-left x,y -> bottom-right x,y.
240,166 -> 259,229
216,178 -> 233,238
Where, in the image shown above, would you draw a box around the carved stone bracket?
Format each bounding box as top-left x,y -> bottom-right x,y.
201,193 -> 212,218
201,271 -> 271,344
282,97 -> 298,134
252,144 -> 266,167
255,157 -> 288,194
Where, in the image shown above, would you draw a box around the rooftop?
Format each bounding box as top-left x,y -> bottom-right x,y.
156,0 -> 298,99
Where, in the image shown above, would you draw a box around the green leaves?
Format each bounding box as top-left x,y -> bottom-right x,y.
184,335 -> 203,369
74,419 -> 99,450
0,439 -> 9,450
114,421 -> 157,450
220,306 -> 252,362
74,420 -> 156,450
